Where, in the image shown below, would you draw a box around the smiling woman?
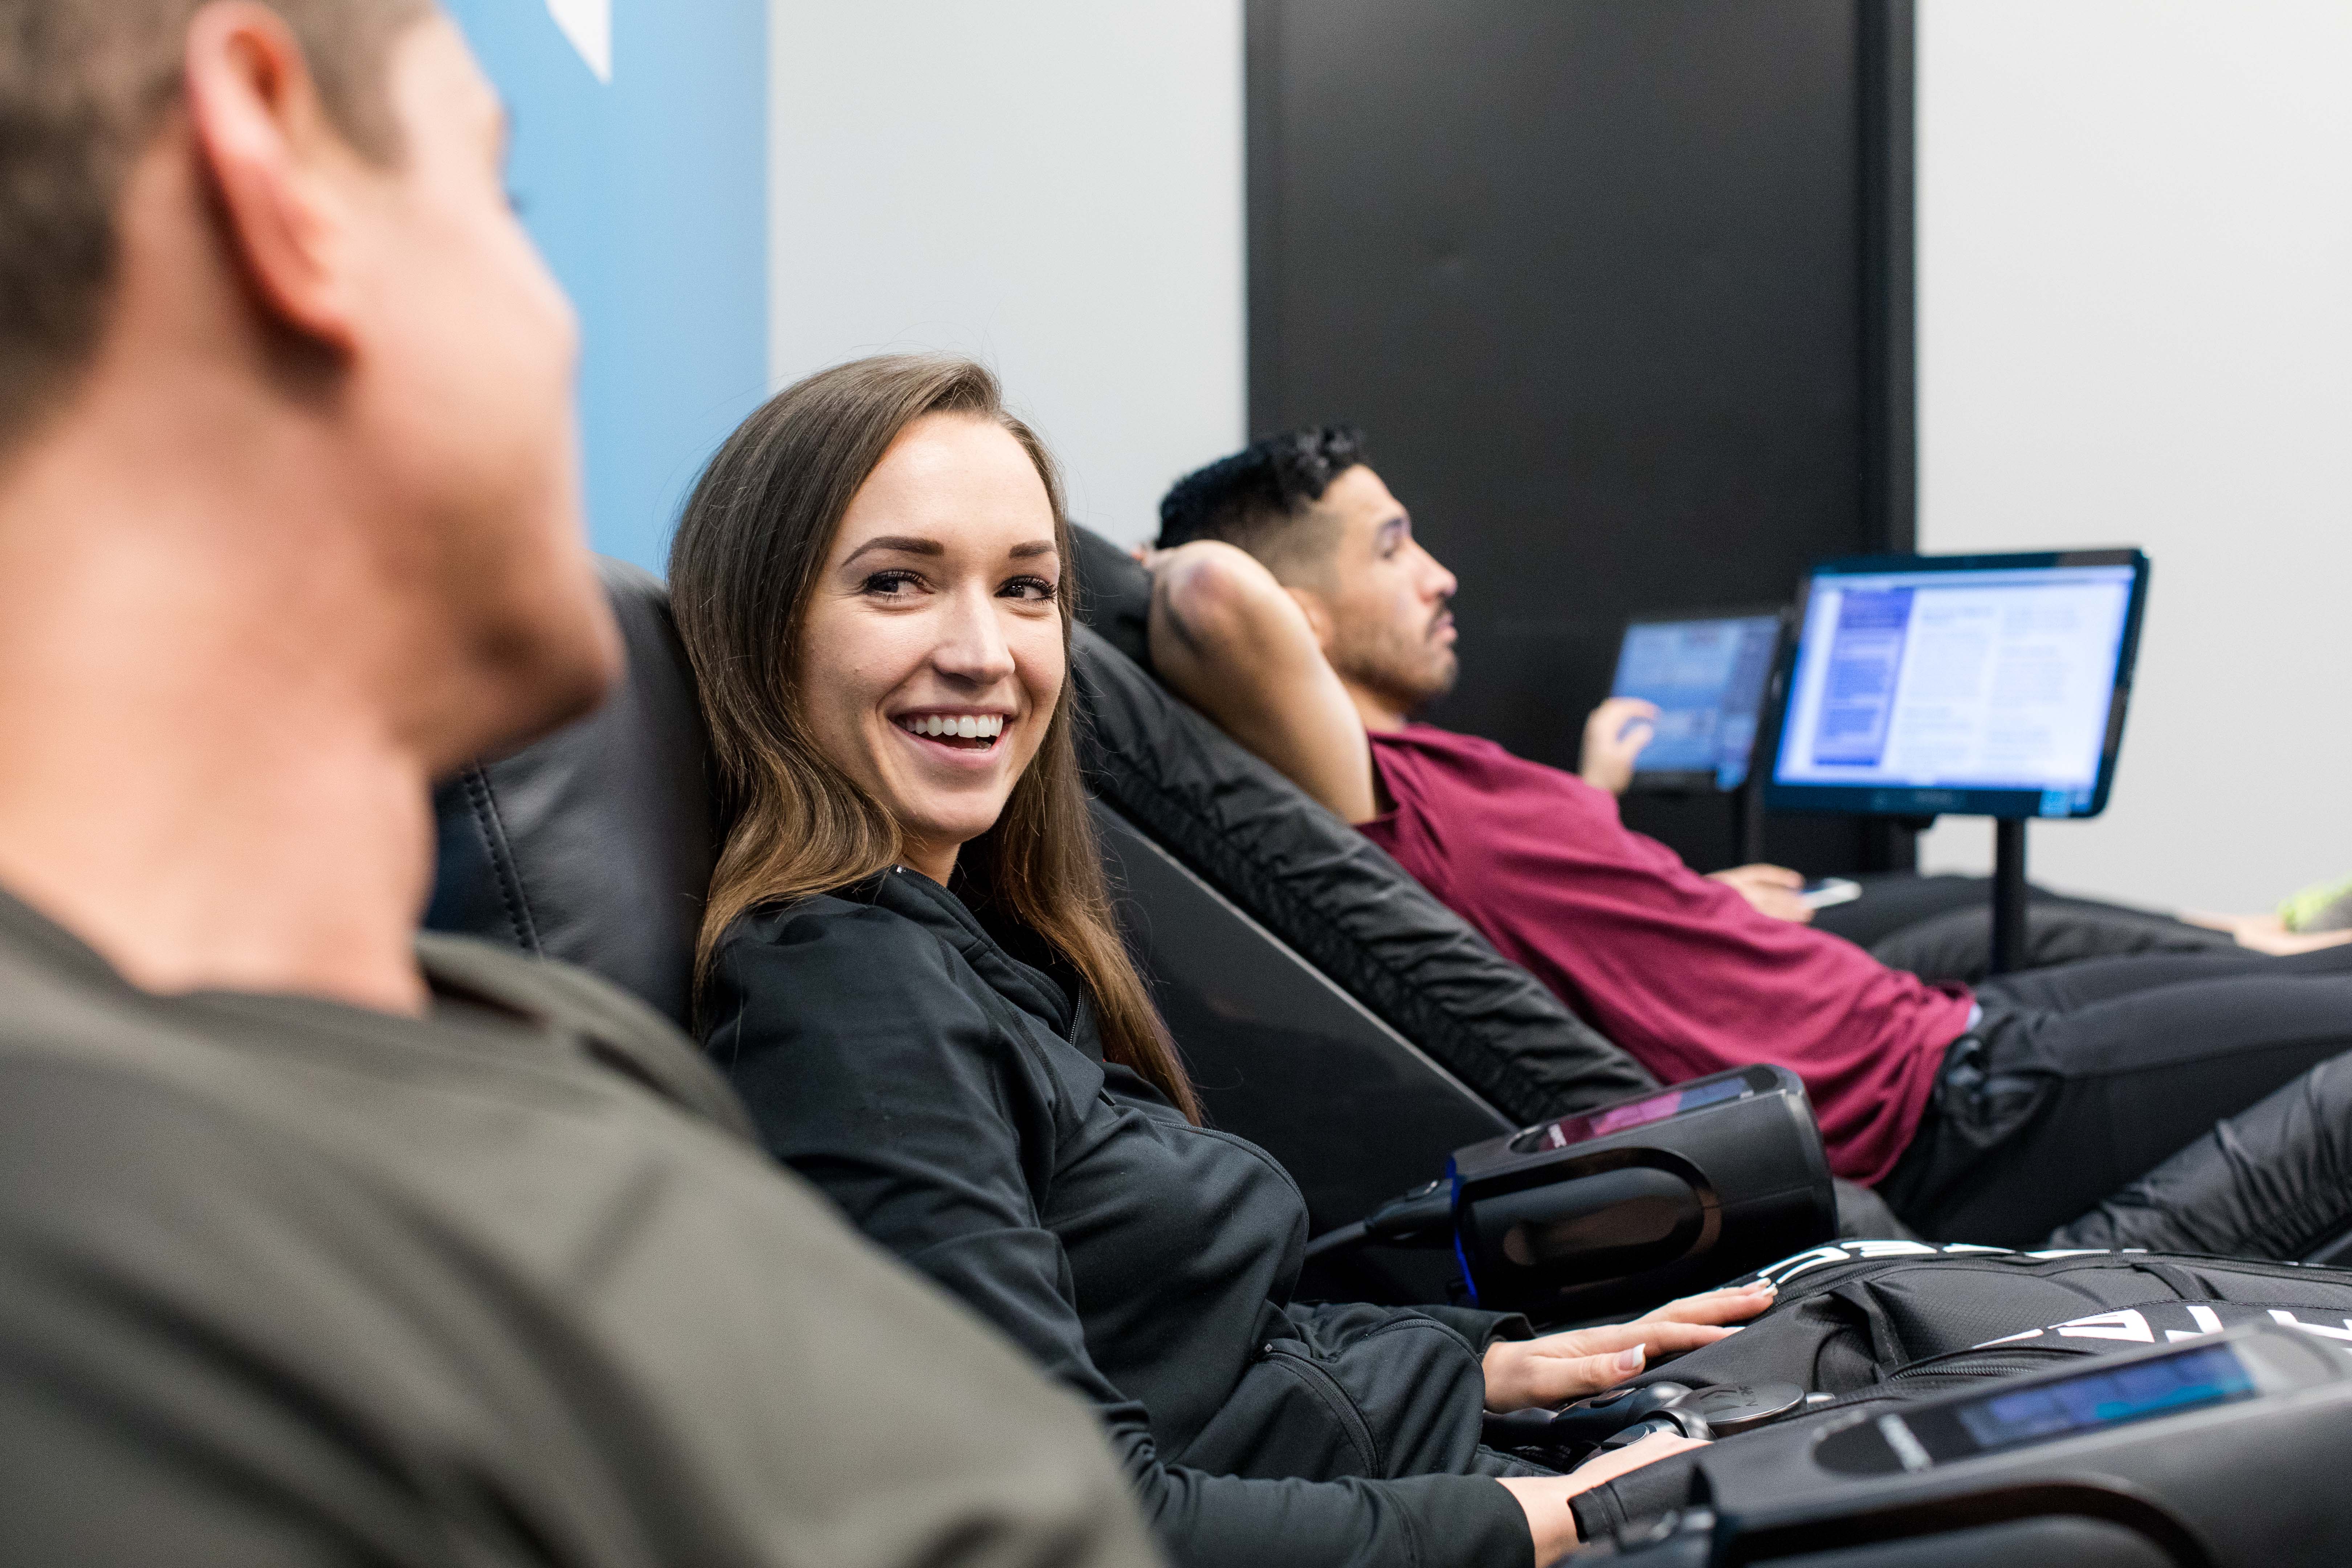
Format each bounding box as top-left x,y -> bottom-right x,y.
798,424 -> 1066,885
667,353 -> 1195,1121
670,355 -> 1769,1568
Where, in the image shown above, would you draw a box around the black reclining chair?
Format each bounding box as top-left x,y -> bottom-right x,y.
423,556 -> 2352,1568
425,556 -> 715,1031
428,545 -> 1848,1302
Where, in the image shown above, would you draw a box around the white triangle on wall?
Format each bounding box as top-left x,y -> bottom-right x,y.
546,0 -> 611,82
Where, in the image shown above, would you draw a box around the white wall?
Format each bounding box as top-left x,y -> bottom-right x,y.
765,2 -> 2349,911
1915,0 -> 2352,913
768,2 -> 1245,547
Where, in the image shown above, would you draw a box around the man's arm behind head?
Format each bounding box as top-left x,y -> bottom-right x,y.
1146,541 -> 1378,824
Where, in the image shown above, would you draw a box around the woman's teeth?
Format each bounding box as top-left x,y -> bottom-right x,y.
899,713 -> 1005,743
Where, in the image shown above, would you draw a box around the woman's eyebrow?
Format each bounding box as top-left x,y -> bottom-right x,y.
1009,540 -> 1058,561
840,535 -> 944,568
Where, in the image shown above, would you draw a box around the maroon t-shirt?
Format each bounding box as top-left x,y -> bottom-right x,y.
1359,724 -> 1973,1185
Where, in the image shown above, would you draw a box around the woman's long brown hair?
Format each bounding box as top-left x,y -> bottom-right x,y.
669,354 -> 1200,1124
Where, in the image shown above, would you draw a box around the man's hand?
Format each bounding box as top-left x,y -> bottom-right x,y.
1708,863 -> 1813,924
1579,698 -> 1658,795
1497,1431 -> 1709,1565
1481,1282 -> 1775,1414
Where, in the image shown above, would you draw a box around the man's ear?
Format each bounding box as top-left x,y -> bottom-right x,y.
182,3 -> 360,354
1284,584 -> 1339,654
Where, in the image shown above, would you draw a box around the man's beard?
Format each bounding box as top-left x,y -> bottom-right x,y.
1331,627 -> 1459,718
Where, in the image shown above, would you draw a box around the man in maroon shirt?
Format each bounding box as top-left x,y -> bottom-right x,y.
1144,427 -> 2352,1243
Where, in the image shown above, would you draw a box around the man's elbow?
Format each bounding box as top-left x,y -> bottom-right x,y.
1154,542 -> 1282,657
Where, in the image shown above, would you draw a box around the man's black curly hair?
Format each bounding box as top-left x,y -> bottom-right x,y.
1155,426 -> 1369,560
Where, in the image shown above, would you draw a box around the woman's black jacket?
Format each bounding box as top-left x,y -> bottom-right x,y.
703,868 -> 1539,1568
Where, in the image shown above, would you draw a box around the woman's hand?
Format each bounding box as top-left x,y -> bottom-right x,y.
1498,1430 -> 1709,1565
1480,1281 -> 1776,1414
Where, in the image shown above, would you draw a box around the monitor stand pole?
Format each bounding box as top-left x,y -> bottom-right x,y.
1989,819 -> 2029,976
1733,777 -> 1765,867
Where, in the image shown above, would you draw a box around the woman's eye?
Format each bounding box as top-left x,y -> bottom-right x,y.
861,570 -> 925,597
1000,575 -> 1057,602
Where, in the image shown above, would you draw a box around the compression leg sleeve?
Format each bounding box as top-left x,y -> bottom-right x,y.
2046,1049 -> 2352,1258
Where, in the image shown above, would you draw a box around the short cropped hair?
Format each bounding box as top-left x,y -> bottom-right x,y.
0,0 -> 430,449
1155,425 -> 1369,581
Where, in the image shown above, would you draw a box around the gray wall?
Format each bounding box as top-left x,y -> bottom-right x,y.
768,1 -> 1245,547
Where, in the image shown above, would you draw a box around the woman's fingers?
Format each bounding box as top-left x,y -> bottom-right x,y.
1565,1430 -> 1709,1491
1499,1434 -> 1712,1565
1508,1323 -> 1748,1404
1641,1321 -> 1742,1358
1570,1318 -> 1735,1358
1636,1281 -> 1776,1327
1512,1344 -> 1655,1405
1486,1337 -> 1643,1410
1606,1318 -> 1741,1361
1513,1327 -> 1735,1404
1492,1283 -> 1780,1409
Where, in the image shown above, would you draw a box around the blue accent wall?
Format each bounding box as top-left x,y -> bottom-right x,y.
442,2 -> 767,574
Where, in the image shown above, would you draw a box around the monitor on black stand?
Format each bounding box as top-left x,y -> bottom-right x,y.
1761,549 -> 2151,973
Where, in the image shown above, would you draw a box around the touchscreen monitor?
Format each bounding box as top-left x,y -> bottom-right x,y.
1764,549 -> 2149,820
1610,612 -> 1783,791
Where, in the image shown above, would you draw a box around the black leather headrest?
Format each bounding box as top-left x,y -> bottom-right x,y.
424,557 -> 716,1028
1066,525 -> 1656,1124
1069,522 -> 1154,669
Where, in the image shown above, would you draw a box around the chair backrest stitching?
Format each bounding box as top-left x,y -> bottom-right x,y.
462,763 -> 543,956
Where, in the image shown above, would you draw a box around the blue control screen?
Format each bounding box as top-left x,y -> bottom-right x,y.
1611,615 -> 1782,789
1952,1344 -> 2255,1452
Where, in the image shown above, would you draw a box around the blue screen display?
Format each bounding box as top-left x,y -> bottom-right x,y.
1775,563 -> 2137,805
1612,615 -> 1782,789
1953,1344 -> 2255,1451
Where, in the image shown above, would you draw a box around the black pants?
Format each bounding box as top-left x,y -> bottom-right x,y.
2051,1042 -> 2352,1260
1810,872 -> 2236,984
1877,944 -> 2352,1246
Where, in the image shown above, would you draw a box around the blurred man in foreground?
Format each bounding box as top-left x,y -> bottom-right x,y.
0,5 -> 1158,1563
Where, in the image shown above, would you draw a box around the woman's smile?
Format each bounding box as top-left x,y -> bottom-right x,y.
890,708 -> 1015,765
791,411 -> 1067,883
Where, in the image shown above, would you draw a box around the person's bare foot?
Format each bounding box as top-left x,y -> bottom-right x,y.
2180,911 -> 2352,955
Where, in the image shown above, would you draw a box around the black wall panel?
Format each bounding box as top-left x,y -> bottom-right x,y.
1249,0 -> 1914,875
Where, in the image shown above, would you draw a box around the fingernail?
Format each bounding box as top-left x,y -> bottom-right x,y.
1616,1346 -> 1646,1372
